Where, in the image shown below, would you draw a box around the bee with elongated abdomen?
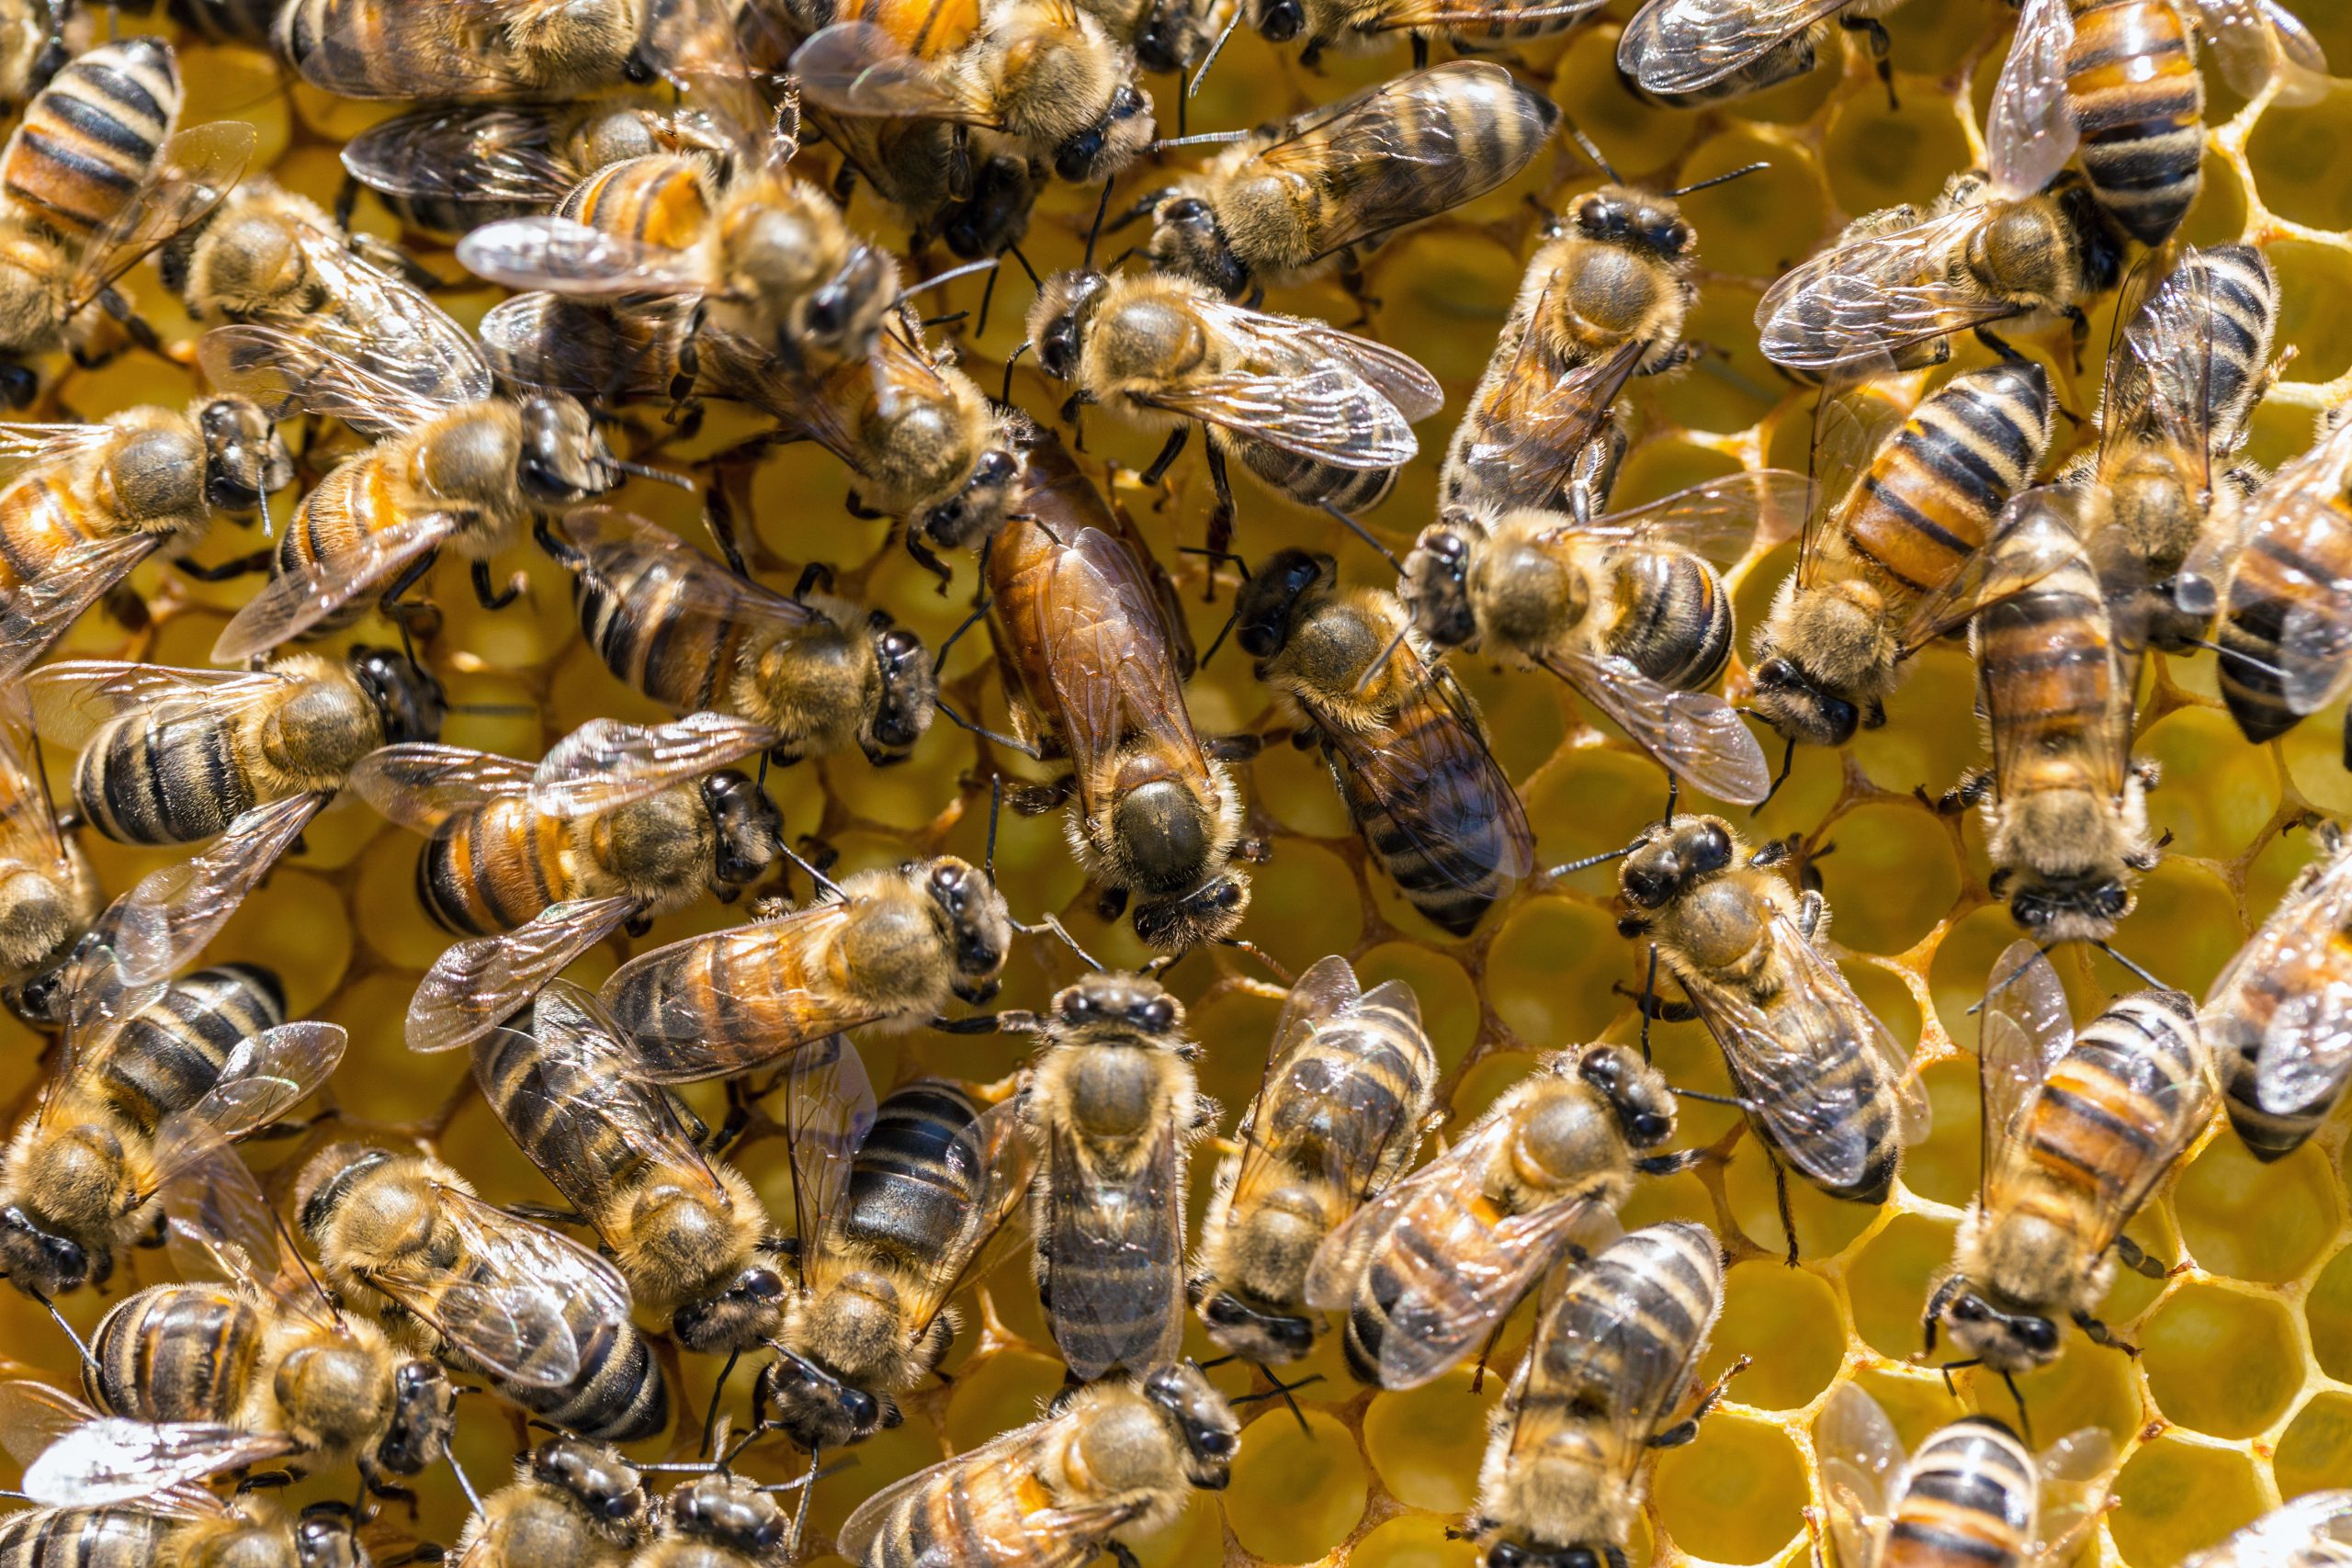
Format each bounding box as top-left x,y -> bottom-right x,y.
28,651 -> 444,850
1307,1046 -> 1697,1388
1470,1222 -> 1734,1568
2177,1493 -> 2352,1568
294,1143 -> 672,1444
0,1491 -> 371,1568
2212,405 -> 2352,761
275,0 -> 723,99
1238,549 -> 1533,935
1815,1382 -> 2115,1568
356,712 -> 784,1056
1137,62 -> 1558,302
451,1438 -> 652,1568
1618,0 -> 1914,107
1927,942 -> 2211,1377
2203,822 -> 2352,1161
837,1362 -> 1238,1568
1191,954 -> 1439,1365
471,981 -> 793,1353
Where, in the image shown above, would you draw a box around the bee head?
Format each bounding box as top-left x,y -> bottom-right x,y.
1148,197 -> 1248,300
2007,874 -> 2132,944
914,445 -> 1021,552
1053,970 -> 1183,1037
1575,188 -> 1693,262
347,646 -> 447,747
1574,1045 -> 1676,1149
1620,817 -> 1736,910
1135,0 -> 1208,72
1747,652 -> 1862,749
197,395 -> 294,514
919,855 -> 1012,991
669,1472 -> 788,1555
1250,0 -> 1303,41
0,1202 -> 93,1297
1132,872 -> 1250,952
863,615 -> 939,761
517,395 -> 617,504
699,770 -> 783,893
531,1438 -> 649,1534
941,154 -> 1036,261
1026,269 -> 1108,381
292,1503 -> 365,1568
1140,1362 -> 1239,1484
1053,83 -> 1154,186
1938,1285 -> 2062,1373
1234,547 -> 1332,661
758,1345 -> 894,1452
377,1359 -> 455,1475
794,238 -> 897,367
1195,1284 -> 1318,1364
1487,1542 -> 1611,1568
671,1261 -> 788,1351
1400,522 -> 1480,650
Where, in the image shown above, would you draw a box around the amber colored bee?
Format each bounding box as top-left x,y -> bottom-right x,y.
987,421 -> 1256,952
2203,821 -> 2352,1161
354,712 -> 784,1055
837,1362 -> 1238,1568
2211,407 -> 2352,761
1927,942 -> 2211,1379
0,711 -> 96,999
295,1143 -> 672,1444
1618,0 -> 1913,107
1236,0 -> 1599,72
1237,549 -> 1532,934
1191,954 -> 1438,1365
451,1438 -> 652,1568
1307,1046 -> 1696,1388
2177,1494 -> 2352,1568
1470,1222 -> 1735,1568
276,0 -> 732,99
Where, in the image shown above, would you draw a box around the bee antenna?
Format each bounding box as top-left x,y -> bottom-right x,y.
30,1289 -> 96,1371
899,256 -> 999,303
936,696 -> 1043,756
699,1346 -> 742,1458
448,1451 -> 482,1517
1189,7 -> 1240,97
1005,243 -> 1043,288
1670,1086 -> 1758,1111
1002,341 -> 1032,405
1666,162 -> 1769,197
1028,911 -> 1105,971
985,774 -> 1004,879
2094,941 -> 2167,993
1565,121 -> 1622,185
1348,623 -> 1412,700
790,1445 -> 818,1557
2002,1371 -> 2033,1447
609,457 -> 697,491
1748,732 -> 1795,817
1083,180 -> 1116,271
1546,840 -> 1638,878
1661,775 -> 1679,825
1320,501 -> 1402,572
449,702 -> 539,717
978,263 -> 1001,337
778,840 -> 849,903
1218,938 -> 1294,985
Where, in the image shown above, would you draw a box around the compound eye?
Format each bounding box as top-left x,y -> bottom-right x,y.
1196,1427 -> 1237,1458
1951,1295 -> 1987,1323
1142,997 -> 1175,1031
1631,1111 -> 1670,1143
743,1268 -> 786,1302
2019,1316 -> 2059,1352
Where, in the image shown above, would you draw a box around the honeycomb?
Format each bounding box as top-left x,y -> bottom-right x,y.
1,2 -> 2349,1566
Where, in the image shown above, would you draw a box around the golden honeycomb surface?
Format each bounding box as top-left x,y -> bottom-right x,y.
3,3 -> 2352,1567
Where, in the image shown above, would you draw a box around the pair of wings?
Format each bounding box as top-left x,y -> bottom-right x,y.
44,118 -> 255,338
722,317 -> 972,474
0,1382 -> 298,1509
0,693 -> 74,899
343,100 -> 734,219
1039,1090 -> 1188,1381
1617,0 -> 1857,96
0,425 -> 167,682
1977,942 -> 2212,1249
2213,411 -> 2352,718
2200,837 -> 2352,1118
1446,314 -> 1646,514
1815,1382 -> 2114,1568
836,1410 -> 1145,1568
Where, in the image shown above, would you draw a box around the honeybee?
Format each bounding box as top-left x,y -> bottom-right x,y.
1747,359 -> 2057,750
1815,1382 -> 2114,1568
478,291 -> 708,413
2202,822 -> 2352,1161
1927,942 -> 2211,1379
294,1143 -> 672,1445
1469,1221 -> 1734,1568
1082,0 -> 1224,72
1236,0 -> 1603,71
2178,1494 -> 2352,1568
836,1361 -> 1238,1568
1136,62 -> 1558,302
2212,407 -> 2352,759
2063,245 -> 2280,650
0,1491 -> 372,1568
1236,549 -> 1533,935
0,707 -> 96,998
548,508 -> 936,769
1617,0 -> 1912,107
0,2 -> 69,119
354,712 -> 785,1056
637,1472 -> 795,1568
987,423 -> 1255,951
758,1073 -> 1035,1455
1610,813 -> 1929,1230
1986,0 -> 2326,247
196,328 -> 635,665
793,2 -> 1156,189
1027,265 -> 1442,557
473,981 -> 794,1351
26,650 -> 445,850
594,853 -> 1010,1079
1190,954 -> 1438,1365
1933,492 -> 2160,943
0,39 -> 256,407
452,1438 -> 652,1568
1306,1046 -> 1696,1389
276,0 -> 733,98
0,397 -> 293,683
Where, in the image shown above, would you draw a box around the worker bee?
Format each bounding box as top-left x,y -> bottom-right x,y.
0,39 -> 256,408
26,650 -> 445,849
196,328 -> 636,665
547,508 -> 936,768
1234,0 -> 1603,72
987,422 -> 1255,951
1025,265 -> 1442,558
452,1438 -> 652,1568
1927,942 -> 2211,1379
792,1 -> 1156,189
2177,1494 -> 2352,1568
1080,0 -> 1223,72
1469,1221 -> 1735,1568
2202,822 -> 2352,1161
1609,812 -> 1930,1228
1618,0 -> 1913,107
1306,1046 -> 1697,1389
0,708 -> 97,999
470,980 -> 794,1352
837,1361 -> 1239,1568
1135,62 -> 1558,302
1931,491 -> 2160,943
294,1143 -> 672,1444
354,711 -> 785,1056
1236,548 -> 1534,935
2062,245 -> 2280,650
1815,1382 -> 2115,1568
276,0 -> 735,99
2211,406 -> 2352,760
1747,358 -> 2057,751
0,1489 -> 373,1568
0,396 -> 294,682
1190,954 -> 1439,1365
637,1472 -> 796,1568
757,1073 -> 1035,1455
594,852 -> 1010,1079
477,291 -> 708,413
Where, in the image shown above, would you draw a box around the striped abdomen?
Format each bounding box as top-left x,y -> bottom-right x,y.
1035,1049 -> 1187,1380
1261,989 -> 1433,1190
2205,863 -> 2351,1160
1752,985 -> 1904,1205
417,798 -> 576,936
573,530 -> 762,716
2217,489 -> 2352,744
1236,439 -> 1398,515
839,0 -> 984,57
1883,1417 -> 2037,1568
0,462 -> 128,602
837,1081 -> 991,1269
74,708 -> 257,846
0,1508 -> 173,1568
3,39 -> 176,241
1519,1222 -> 1720,1450
436,1239 -> 668,1444
86,1284 -> 265,1423
470,1025 -> 679,1217
1343,1175 -> 1526,1384
1601,546 -> 1732,691
2067,0 -> 2202,246
276,451 -> 410,638
1974,535 -> 2117,802
1843,360 -> 2052,607
559,155 -> 712,249
2011,987 -> 2205,1220
862,1452 -> 1048,1568
482,294 -> 698,405
94,964 -> 287,1134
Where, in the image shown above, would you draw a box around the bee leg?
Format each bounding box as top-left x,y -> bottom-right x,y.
1097,883 -> 1130,921
843,491 -> 888,521
1002,775 -> 1074,815
792,562 -> 839,602
174,548 -> 275,581
1635,1148 -> 1712,1177
2073,1310 -> 2139,1358
1922,767 -> 1992,817
334,172 -> 360,233
907,532 -> 955,593
1204,438 -> 1237,574
1106,1542 -> 1144,1568
533,517 -> 586,569
707,486 -> 756,578
2110,1235 -> 2171,1280
470,559 -> 523,611
1203,732 -> 1262,761
1466,1315 -> 1510,1392
1613,981 -> 1699,1025
1140,426 -> 1189,488
1773,1159 -> 1800,1268
1409,32 -> 1428,69
1839,14 -> 1896,108
1649,1352 -> 1749,1447
2064,305 -> 2092,375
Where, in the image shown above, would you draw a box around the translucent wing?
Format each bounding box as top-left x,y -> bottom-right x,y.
527,712 -> 782,818
406,896 -> 644,1055
0,720 -> 71,924
1374,1190 -> 1600,1389
1361,0 -> 1608,30
1618,0 -> 1856,96
771,1033 -> 876,1267
1815,1382 -> 1905,1526
1134,363 -> 1419,470
209,510 -> 459,663
1899,489 -> 2081,649
1800,379 -> 1918,589
1204,301 -> 1446,423
2212,847 -> 2352,1113
791,23 -> 993,125
151,1116 -> 337,1328
2186,1493 -> 2352,1568
1577,470 -> 1818,566
342,106 -> 587,209
346,742 -> 538,834
1980,942 -> 2077,1180
1042,1107 -> 1185,1380
2034,1425 -> 2118,1561
2236,432 -> 2352,712
1456,337 -> 1646,512
0,535 -> 163,682
1512,1229 -> 1716,1474
27,661 -> 294,749
1536,646 -> 1772,805
254,219 -> 493,406
18,1414 -> 292,1507
152,1021 -> 348,1168
1758,208 -> 2020,374
2254,960 -> 2352,1114
101,794 -> 324,993
2197,0 -> 2332,107
1985,0 -> 2079,200
0,1383 -> 99,1470
594,901 -> 873,1081
1263,954 -> 1365,1083
0,421 -> 121,488
65,123 -> 255,315
837,1422 -> 1128,1568
458,216 -> 709,299
197,323 -> 453,441
558,509 -> 820,633
1305,1110 -> 1513,1312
